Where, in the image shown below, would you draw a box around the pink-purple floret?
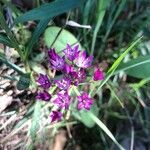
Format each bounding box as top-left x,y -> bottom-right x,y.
36,91 -> 51,101
48,48 -> 65,70
37,74 -> 51,89
55,76 -> 71,90
53,91 -> 71,110
93,67 -> 104,81
64,44 -> 79,61
50,111 -> 62,122
77,92 -> 93,110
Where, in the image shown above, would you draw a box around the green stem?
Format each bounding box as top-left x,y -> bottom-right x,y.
73,86 -> 80,96
30,71 -> 37,89
24,60 -> 31,73
0,57 -> 25,75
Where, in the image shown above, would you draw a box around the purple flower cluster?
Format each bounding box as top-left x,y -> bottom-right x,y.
36,44 -> 104,123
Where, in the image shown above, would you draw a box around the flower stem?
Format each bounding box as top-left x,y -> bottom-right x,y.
72,86 -> 80,96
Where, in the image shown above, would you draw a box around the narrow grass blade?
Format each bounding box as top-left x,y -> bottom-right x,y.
91,0 -> 110,55
25,18 -> 50,60
83,0 -> 94,25
0,34 -> 14,47
88,112 -> 125,150
0,53 -> 25,75
108,37 -> 142,73
93,36 -> 142,95
0,5 -> 22,57
97,0 -> 126,57
107,82 -> 124,108
103,0 -> 126,42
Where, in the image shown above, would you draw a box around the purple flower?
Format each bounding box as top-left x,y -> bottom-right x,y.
75,51 -> 93,68
48,48 -> 65,70
37,74 -> 51,89
50,111 -> 62,122
36,91 -> 51,101
70,69 -> 86,85
93,67 -> 104,81
64,44 -> 79,61
55,76 -> 71,90
77,92 -> 93,110
62,63 -> 72,74
53,91 -> 71,109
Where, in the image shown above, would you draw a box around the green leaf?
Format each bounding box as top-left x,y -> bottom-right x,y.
0,34 -> 14,47
76,102 -> 99,128
44,26 -> 80,52
88,112 -> 125,150
14,0 -> 82,24
29,61 -> 46,74
25,18 -> 50,60
30,101 -> 41,142
115,55 -> 150,78
17,74 -> 30,90
0,53 -> 25,75
14,0 -> 83,60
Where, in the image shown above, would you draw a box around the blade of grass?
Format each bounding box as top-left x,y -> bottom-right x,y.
104,0 -> 126,40
91,0 -> 110,55
83,0 -> 94,25
91,36 -> 142,96
129,77 -> 150,89
106,82 -> 124,108
107,37 -> 142,74
82,0 -> 94,53
104,0 -> 126,42
25,18 -> 50,60
0,53 -> 25,75
0,34 -> 14,47
97,0 -> 126,58
88,112 -> 125,150
0,5 -> 23,58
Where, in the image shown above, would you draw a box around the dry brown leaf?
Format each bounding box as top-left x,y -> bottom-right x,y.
0,95 -> 13,113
